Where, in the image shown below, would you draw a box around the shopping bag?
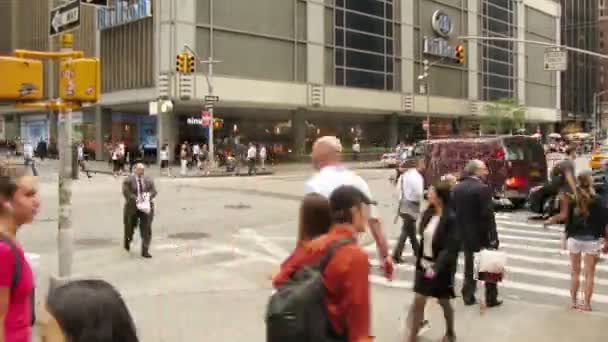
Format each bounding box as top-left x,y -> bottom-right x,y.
474,249 -> 506,283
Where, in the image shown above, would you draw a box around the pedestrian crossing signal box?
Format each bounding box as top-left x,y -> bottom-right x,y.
0,57 -> 44,100
59,58 -> 101,102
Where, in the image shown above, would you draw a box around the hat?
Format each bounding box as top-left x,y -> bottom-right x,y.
329,185 -> 377,212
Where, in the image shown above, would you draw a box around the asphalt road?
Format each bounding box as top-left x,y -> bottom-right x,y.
16,156 -> 608,342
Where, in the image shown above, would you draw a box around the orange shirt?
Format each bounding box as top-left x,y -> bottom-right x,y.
273,225 -> 373,342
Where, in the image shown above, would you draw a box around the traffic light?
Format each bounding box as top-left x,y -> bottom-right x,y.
213,118 -> 224,129
59,58 -> 101,102
187,54 -> 196,73
176,53 -> 187,73
0,57 -> 44,100
455,44 -> 465,65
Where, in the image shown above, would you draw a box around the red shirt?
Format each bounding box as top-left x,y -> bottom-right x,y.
0,240 -> 33,342
273,226 -> 372,342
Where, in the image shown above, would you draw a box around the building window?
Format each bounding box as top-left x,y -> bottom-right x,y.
481,0 -> 515,101
334,0 -> 396,91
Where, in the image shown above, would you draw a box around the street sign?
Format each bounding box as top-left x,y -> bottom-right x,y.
80,0 -> 108,6
50,0 -> 80,37
544,48 -> 567,71
204,95 -> 220,102
201,111 -> 211,127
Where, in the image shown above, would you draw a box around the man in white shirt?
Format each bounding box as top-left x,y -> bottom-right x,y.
247,143 -> 257,176
305,136 -> 393,279
23,141 -> 38,176
393,159 -> 425,263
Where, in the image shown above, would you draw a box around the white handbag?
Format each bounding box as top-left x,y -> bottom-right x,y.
475,249 -> 507,274
136,193 -> 151,214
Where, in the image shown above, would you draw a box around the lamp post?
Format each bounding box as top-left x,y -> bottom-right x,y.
418,59 -> 431,140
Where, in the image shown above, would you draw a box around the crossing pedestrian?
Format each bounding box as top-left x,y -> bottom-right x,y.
122,163 -> 157,258
159,144 -> 171,177
40,279 -> 139,342
304,136 -> 393,279
393,158 -> 425,264
0,167 -> 41,342
404,180 -> 458,342
452,160 -> 502,307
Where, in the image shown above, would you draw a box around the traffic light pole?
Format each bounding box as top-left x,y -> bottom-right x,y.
57,33 -> 74,277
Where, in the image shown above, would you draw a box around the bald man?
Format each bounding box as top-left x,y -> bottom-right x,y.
122,163 -> 158,258
305,136 -> 393,279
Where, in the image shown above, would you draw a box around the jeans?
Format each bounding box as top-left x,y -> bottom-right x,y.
392,214 -> 419,260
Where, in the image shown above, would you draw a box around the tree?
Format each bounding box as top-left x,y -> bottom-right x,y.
481,98 -> 526,135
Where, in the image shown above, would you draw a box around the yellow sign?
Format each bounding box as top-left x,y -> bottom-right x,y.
59,58 -> 101,102
0,57 -> 44,100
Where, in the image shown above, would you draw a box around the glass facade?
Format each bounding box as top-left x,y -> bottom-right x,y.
561,0 -> 599,124
480,0 -> 516,101
332,0 -> 400,91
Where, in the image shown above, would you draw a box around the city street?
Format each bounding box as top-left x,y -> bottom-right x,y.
19,156 -> 607,342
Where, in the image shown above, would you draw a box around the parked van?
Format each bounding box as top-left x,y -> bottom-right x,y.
405,136 -> 547,206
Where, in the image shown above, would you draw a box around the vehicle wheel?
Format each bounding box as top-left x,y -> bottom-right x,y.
509,199 -> 526,209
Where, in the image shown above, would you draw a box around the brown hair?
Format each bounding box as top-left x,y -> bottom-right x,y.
298,193 -> 332,244
575,171 -> 595,217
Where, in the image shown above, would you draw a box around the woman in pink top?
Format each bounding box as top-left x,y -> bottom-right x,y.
0,169 -> 41,342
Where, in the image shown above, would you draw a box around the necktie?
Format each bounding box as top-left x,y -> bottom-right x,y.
137,177 -> 143,199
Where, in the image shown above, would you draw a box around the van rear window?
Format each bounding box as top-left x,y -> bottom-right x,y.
503,139 -> 544,161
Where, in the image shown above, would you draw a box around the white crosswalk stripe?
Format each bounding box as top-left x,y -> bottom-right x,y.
365,213 -> 608,310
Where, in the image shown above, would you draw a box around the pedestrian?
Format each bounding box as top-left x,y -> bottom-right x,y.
247,143 -> 257,176
192,142 -> 201,170
404,180 -> 459,342
352,139 -> 361,161
305,135 -> 393,279
39,279 -> 139,342
200,144 -> 210,176
0,168 -> 41,342
272,193 -> 332,286
77,143 -> 92,179
22,141 -> 37,177
259,144 -> 267,170
111,145 -> 121,178
271,185 -> 375,341
159,144 -> 171,177
122,163 -> 157,258
452,160 -> 502,307
180,143 -> 188,176
393,158 -> 425,264
547,171 -> 608,311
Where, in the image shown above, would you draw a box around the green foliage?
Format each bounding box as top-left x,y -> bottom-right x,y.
481,98 -> 526,134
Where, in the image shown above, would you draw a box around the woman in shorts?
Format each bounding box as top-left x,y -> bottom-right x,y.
561,172 -> 608,311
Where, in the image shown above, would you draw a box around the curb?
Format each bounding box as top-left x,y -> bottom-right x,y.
87,169 -> 275,178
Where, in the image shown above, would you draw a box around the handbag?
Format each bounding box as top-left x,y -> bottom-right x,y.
136,193 -> 151,214
474,249 -> 506,283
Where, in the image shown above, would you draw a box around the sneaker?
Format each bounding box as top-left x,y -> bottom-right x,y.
417,319 -> 431,336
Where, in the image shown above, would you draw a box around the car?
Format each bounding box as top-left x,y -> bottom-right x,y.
403,135 -> 547,207
590,145 -> 608,170
380,152 -> 399,168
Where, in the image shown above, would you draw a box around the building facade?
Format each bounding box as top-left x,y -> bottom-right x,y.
560,0 -> 599,132
1,0 -> 562,161
597,0 -> 608,130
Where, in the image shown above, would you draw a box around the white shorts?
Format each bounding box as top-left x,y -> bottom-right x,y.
567,238 -> 602,255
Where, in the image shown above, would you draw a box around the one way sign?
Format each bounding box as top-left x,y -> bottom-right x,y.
49,0 -> 81,37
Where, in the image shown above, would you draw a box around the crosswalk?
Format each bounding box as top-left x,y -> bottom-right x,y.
364,212 -> 608,311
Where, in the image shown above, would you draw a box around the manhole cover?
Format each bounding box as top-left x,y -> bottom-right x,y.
75,238 -> 114,247
167,232 -> 210,240
224,203 -> 251,210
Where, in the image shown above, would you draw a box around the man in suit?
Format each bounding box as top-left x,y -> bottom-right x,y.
123,163 -> 157,258
452,159 -> 501,307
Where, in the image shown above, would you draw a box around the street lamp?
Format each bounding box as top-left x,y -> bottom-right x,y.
418,59 -> 431,140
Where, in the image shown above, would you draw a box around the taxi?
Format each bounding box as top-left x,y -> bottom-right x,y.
590,145 -> 608,169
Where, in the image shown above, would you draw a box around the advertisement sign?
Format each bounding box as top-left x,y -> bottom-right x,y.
97,0 -> 152,30
139,117 -> 157,149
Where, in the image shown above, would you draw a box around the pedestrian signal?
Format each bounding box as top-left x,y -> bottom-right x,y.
59,58 -> 101,102
0,57 -> 44,100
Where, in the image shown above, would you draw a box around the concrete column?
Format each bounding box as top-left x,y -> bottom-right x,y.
387,113 -> 399,147
306,1 -> 324,83
400,0 -> 415,93
94,108 -> 111,161
292,109 -> 306,158
157,111 -> 177,163
49,111 -> 58,144
467,0 -> 480,100
516,1 -> 526,104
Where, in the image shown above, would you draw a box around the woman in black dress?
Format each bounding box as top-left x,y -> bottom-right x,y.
404,180 -> 459,342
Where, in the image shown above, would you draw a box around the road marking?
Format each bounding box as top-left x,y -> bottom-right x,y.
497,219 -> 563,233
498,226 -> 562,238
237,229 -> 290,260
499,233 -> 560,244
368,260 -> 608,304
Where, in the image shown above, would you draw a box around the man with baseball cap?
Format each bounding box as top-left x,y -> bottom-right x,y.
305,136 -> 393,279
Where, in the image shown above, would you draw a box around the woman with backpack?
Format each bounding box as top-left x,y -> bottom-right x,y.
547,171 -> 608,311
404,180 -> 459,342
0,168 -> 41,342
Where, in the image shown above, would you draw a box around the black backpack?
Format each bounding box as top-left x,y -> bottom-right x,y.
265,237 -> 355,342
0,235 -> 36,326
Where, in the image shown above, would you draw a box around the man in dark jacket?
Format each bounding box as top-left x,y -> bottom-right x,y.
452,160 -> 501,307
123,163 -> 158,258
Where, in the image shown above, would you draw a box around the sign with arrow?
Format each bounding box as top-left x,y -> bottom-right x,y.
49,0 -> 81,37
80,0 -> 108,6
